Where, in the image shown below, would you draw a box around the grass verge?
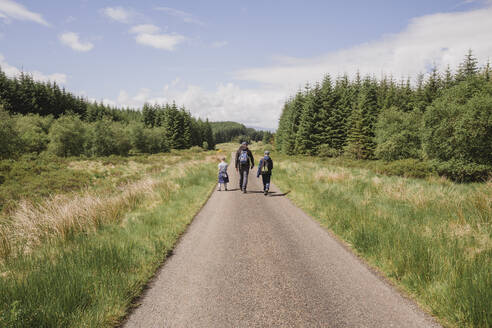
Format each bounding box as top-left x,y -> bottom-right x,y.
0,158 -> 216,327
272,154 -> 491,328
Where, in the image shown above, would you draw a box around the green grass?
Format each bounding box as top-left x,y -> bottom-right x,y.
271,154 -> 491,328
0,151 -> 217,327
0,151 -> 197,216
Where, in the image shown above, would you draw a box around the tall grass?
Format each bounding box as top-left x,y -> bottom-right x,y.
0,151 -> 217,327
273,155 -> 491,328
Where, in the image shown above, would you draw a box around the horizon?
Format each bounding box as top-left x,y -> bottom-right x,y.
1,0 -> 492,129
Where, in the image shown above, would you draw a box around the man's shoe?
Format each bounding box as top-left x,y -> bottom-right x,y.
264,190 -> 268,195
243,189 -> 247,193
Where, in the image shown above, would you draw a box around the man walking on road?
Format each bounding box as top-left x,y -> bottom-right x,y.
235,141 -> 254,193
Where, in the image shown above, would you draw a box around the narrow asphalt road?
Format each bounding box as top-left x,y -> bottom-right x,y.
124,154 -> 440,328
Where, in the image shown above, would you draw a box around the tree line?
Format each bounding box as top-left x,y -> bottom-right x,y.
275,50 -> 491,181
0,67 -> 223,159
210,121 -> 273,145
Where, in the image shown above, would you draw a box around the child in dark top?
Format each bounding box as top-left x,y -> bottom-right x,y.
257,150 -> 273,195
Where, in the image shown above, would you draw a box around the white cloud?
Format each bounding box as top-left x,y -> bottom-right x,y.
0,53 -> 67,83
59,32 -> 94,52
105,5 -> 492,130
64,15 -> 76,23
211,41 -> 228,48
235,6 -> 492,88
117,90 -> 129,104
105,83 -> 285,129
155,7 -> 204,25
133,88 -> 151,102
135,33 -> 185,51
129,24 -> 185,51
0,0 -> 49,26
100,6 -> 133,23
130,24 -> 160,34
170,83 -> 285,128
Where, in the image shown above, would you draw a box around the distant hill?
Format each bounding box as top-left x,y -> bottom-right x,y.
210,121 -> 264,144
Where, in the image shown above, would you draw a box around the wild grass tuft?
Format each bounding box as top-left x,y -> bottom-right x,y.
273,154 -> 491,328
0,149 -> 218,327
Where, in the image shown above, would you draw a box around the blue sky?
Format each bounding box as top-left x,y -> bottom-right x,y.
1,0 -> 492,129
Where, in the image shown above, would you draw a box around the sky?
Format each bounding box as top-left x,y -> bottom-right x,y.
1,0 -> 492,130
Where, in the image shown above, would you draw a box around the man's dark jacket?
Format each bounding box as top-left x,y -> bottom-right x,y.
235,145 -> 254,169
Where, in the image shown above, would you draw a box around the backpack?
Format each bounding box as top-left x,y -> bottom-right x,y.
261,157 -> 269,173
239,150 -> 248,165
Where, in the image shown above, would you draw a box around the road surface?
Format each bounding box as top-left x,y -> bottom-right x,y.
124,154 -> 440,328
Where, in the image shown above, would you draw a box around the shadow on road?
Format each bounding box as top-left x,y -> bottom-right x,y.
269,191 -> 291,197
235,190 -> 291,197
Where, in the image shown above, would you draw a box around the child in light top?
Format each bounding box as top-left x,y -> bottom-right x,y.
217,156 -> 229,191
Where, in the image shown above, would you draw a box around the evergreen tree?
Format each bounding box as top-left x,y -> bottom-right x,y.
345,77 -> 378,159
295,87 -> 317,155
203,119 -> 215,150
457,49 -> 479,81
443,65 -> 454,89
142,103 -> 156,127
482,59 -> 491,82
423,66 -> 442,105
329,75 -> 353,151
413,73 -> 427,111
313,75 -> 334,149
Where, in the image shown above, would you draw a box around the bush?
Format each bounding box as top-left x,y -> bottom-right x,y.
422,80 -> 492,165
85,120 -> 132,157
0,106 -> 21,159
317,144 -> 343,158
15,114 -> 53,154
128,123 -> 169,154
189,146 -> 203,153
232,135 -> 251,144
376,159 -> 435,179
432,160 -> 491,183
146,127 -> 170,154
202,141 -> 209,150
129,122 -> 148,153
375,107 -> 422,161
47,114 -> 87,157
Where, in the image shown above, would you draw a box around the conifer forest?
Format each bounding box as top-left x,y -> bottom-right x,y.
275,51 -> 491,182
0,68 -> 220,158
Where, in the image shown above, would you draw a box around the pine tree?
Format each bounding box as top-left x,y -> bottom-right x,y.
0,67 -> 12,111
313,75 -> 334,148
345,77 -> 378,159
382,75 -> 397,109
203,119 -> 215,150
180,108 -> 192,149
424,66 -> 442,105
142,103 -> 156,127
413,73 -> 427,111
330,75 -> 352,151
457,49 -> 479,81
163,102 -> 181,149
483,59 -> 491,82
295,87 -> 317,155
275,100 -> 292,153
443,65 -> 454,89
277,91 -> 304,155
